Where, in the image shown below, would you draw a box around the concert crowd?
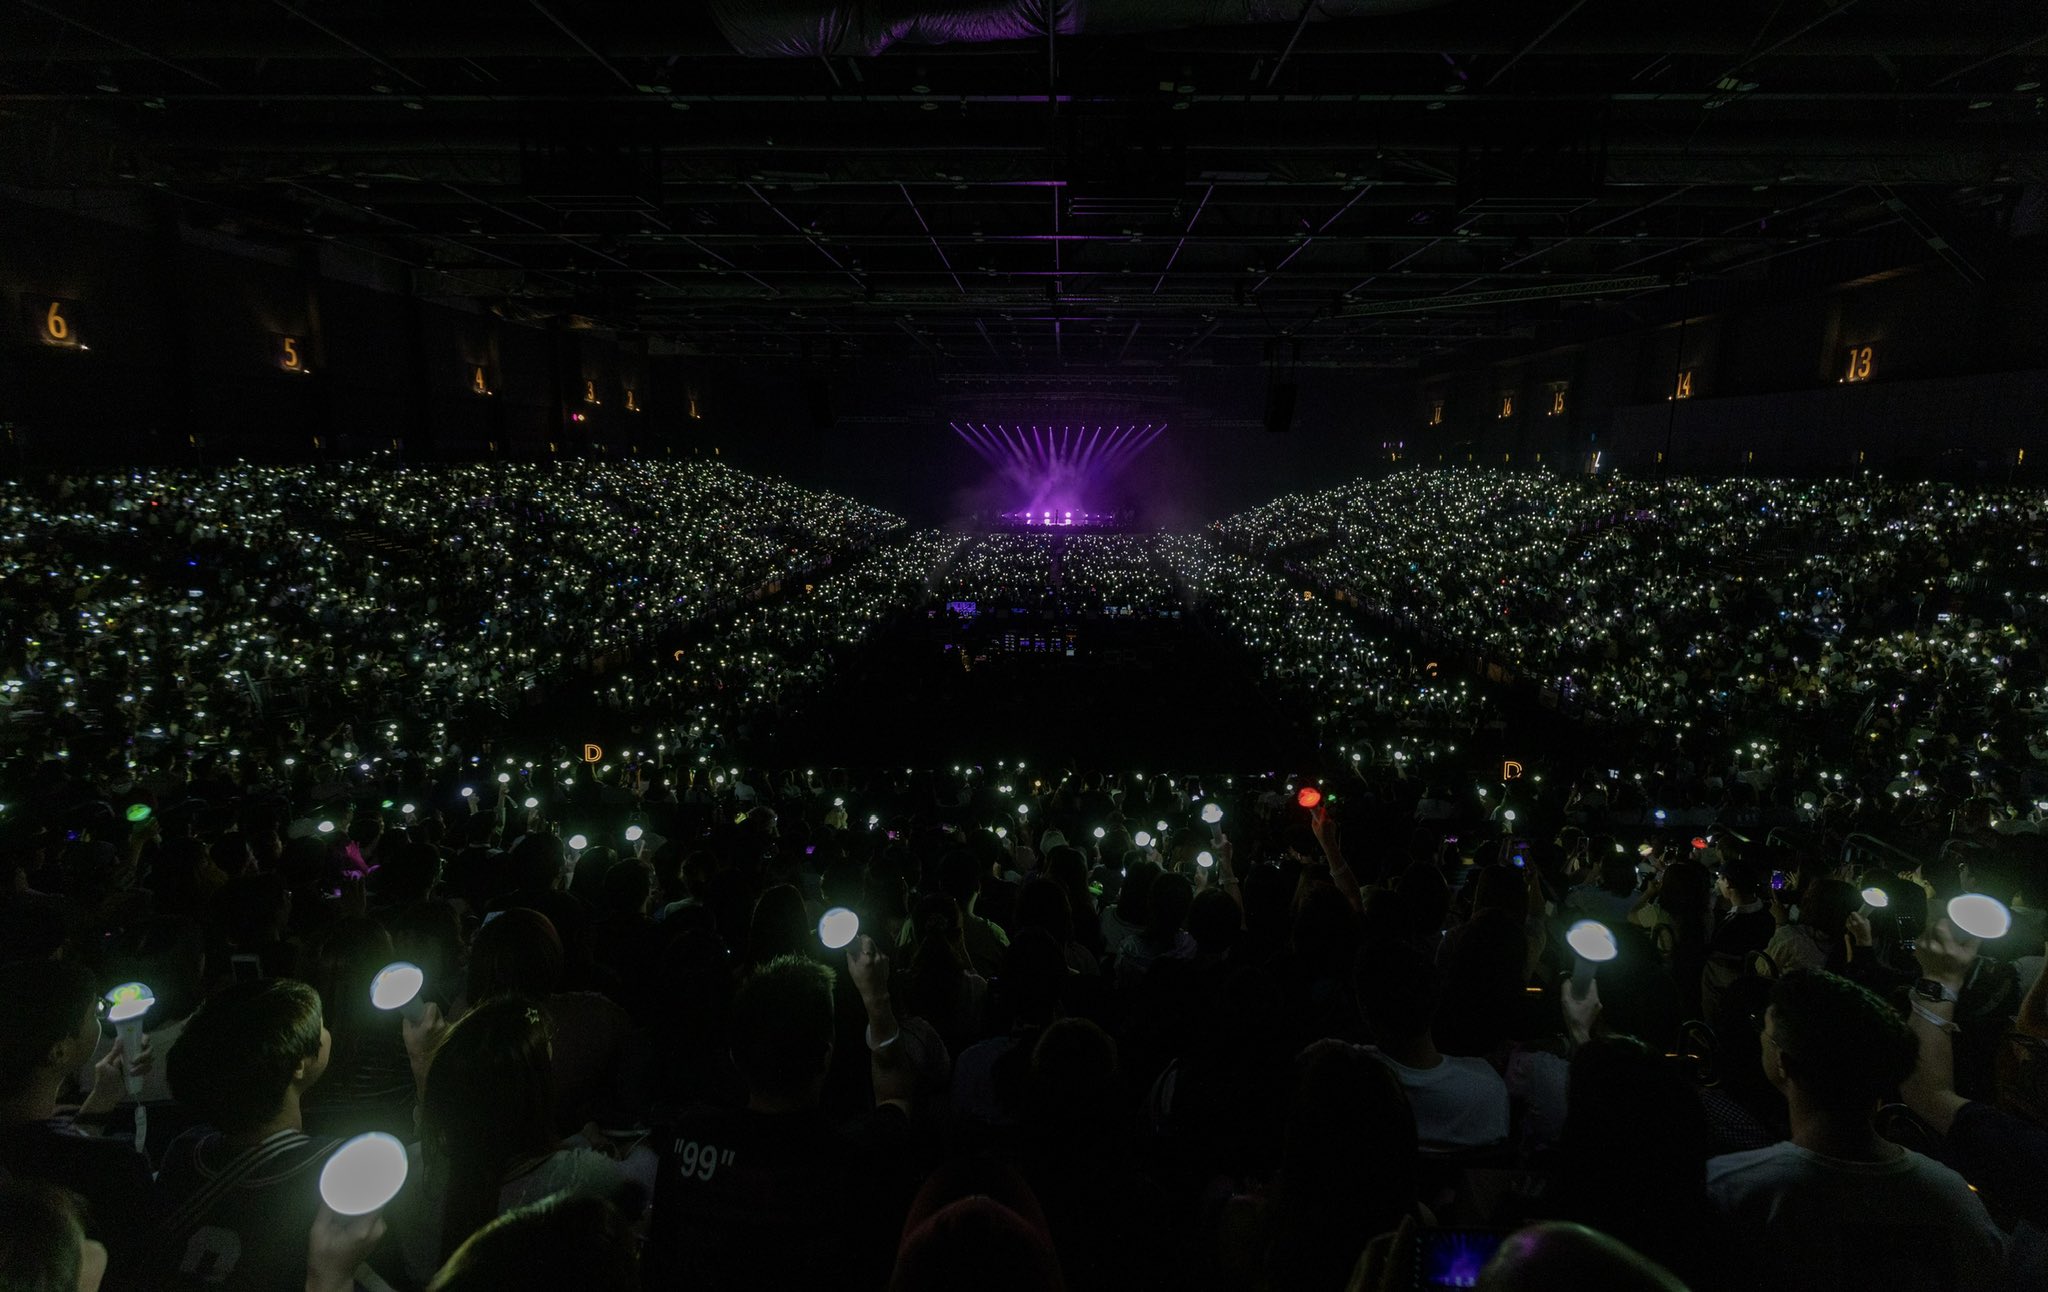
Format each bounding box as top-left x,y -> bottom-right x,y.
1,462 -> 2044,1291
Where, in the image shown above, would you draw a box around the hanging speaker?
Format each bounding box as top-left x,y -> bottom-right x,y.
1263,337 -> 1300,433
1263,378 -> 1298,433
803,375 -> 834,430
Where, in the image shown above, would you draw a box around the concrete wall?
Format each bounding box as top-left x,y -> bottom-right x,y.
1406,260 -> 2048,479
0,191 -> 716,464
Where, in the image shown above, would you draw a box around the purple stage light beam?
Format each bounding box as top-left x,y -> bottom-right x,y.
958,414 -> 1169,518
951,422 -> 992,463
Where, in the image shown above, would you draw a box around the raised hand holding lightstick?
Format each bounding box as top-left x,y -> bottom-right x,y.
104,982 -> 154,1154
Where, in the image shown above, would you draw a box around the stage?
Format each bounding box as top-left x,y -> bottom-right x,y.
991,508 -> 1130,531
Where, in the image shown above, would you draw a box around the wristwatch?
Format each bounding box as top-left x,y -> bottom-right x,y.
1913,978 -> 1960,1005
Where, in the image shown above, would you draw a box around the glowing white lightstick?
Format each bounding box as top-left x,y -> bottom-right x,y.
319,1132 -> 409,1216
1565,919 -> 1618,988
1948,893 -> 2012,940
819,907 -> 860,951
370,961 -> 427,1024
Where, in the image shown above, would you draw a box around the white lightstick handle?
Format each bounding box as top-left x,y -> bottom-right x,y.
114,1017 -> 146,1097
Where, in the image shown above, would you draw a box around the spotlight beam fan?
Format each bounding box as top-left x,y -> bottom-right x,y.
951,417 -> 1169,520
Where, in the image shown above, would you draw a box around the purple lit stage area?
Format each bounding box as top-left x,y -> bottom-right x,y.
951,421 -> 1165,531
994,508 -> 1128,530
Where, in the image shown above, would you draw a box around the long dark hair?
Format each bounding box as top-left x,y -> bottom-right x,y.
902,893 -> 969,1022
1112,860 -> 1161,924
740,884 -> 810,974
1657,860 -> 1712,949
466,909 -> 564,1002
305,918 -> 395,1076
1269,1043 -> 1418,1289
421,996 -> 559,1264
427,1192 -> 639,1292
1558,1036 -> 1711,1280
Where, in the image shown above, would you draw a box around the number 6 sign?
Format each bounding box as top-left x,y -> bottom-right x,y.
32,298 -> 83,348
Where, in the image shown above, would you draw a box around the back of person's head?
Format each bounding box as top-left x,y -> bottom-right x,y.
599,858 -> 655,916
1798,878 -> 1859,943
1477,1222 -> 1688,1292
0,959 -> 95,1100
386,900 -> 463,998
1721,857 -> 1767,902
821,860 -> 864,911
891,1160 -> 1064,1292
1145,872 -> 1194,940
306,918 -> 396,1053
910,891 -> 963,951
936,848 -> 983,905
994,930 -> 1066,1027
1186,887 -> 1240,957
1765,969 -> 1915,1115
1959,848 -> 2029,904
1041,844 -> 1090,905
467,908 -> 564,1003
1597,852 -> 1637,896
426,1191 -> 638,1292
1396,861 -> 1452,938
1353,943 -> 1437,1044
1011,877 -> 1074,946
741,884 -> 810,971
217,871 -> 290,947
1560,1037 -> 1708,1209
502,832 -> 563,895
1435,909 -> 1528,1057
1275,1041 -> 1417,1268
1112,860 -> 1161,922
377,839 -> 443,904
730,954 -> 836,1102
422,996 -> 559,1261
566,848 -> 619,904
1292,882 -> 1363,978
169,978 -> 327,1135
1471,865 -> 1529,923
1655,860 -> 1711,931
0,1180 -> 101,1292
1027,1018 -> 1119,1136
1590,933 -> 1683,1051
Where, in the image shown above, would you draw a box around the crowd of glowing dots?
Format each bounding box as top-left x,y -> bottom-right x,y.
0,461 -> 905,782
1213,470 -> 2048,799
8,467 -> 2048,844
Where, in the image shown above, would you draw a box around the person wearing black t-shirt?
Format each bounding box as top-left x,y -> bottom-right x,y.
156,978 -> 339,1291
642,938 -> 931,1291
0,960 -> 159,1288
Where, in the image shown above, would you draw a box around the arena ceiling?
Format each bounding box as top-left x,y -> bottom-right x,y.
2,0 -> 2044,368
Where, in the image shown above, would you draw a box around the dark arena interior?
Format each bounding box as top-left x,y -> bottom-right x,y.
3,4 -> 2048,1290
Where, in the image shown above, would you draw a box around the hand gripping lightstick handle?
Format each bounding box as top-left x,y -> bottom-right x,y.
105,985 -> 153,1099
105,985 -> 154,1156
114,1015 -> 146,1097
